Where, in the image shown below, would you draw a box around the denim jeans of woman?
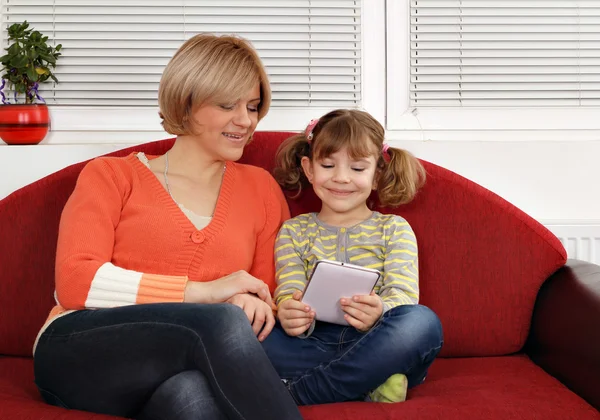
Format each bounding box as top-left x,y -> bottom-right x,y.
34,302 -> 303,420
261,304 -> 443,405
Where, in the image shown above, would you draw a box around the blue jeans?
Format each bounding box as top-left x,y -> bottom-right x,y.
261,304 -> 443,405
34,303 -> 303,420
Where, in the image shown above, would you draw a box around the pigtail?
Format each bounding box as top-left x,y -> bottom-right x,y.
273,133 -> 311,196
377,147 -> 426,207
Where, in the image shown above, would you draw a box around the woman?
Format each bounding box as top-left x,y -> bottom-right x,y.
33,34 -> 302,420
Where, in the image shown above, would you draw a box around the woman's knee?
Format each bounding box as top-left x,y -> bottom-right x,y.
193,303 -> 259,351
207,303 -> 253,336
172,303 -> 250,337
162,370 -> 212,397
137,370 -> 226,420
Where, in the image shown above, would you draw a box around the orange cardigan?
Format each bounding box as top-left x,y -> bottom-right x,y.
47,153 -> 290,322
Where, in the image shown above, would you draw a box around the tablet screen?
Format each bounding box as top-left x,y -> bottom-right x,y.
301,260 -> 381,325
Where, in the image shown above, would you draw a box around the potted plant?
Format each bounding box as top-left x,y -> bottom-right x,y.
0,20 -> 62,145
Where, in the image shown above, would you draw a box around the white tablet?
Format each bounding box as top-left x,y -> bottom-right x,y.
301,259 -> 381,325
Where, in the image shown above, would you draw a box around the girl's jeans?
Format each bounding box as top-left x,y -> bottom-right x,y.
261,304 -> 443,405
34,302 -> 303,420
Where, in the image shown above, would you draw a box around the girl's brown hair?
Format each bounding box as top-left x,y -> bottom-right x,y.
158,34 -> 271,135
274,109 -> 426,207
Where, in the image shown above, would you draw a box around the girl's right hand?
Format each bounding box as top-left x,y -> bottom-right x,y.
277,290 -> 315,336
184,270 -> 274,308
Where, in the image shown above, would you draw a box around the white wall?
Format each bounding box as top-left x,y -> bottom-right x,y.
396,140 -> 599,223
2,137 -> 598,224
0,142 -> 142,195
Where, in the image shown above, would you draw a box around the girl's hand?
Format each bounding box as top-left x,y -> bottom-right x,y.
227,293 -> 275,342
340,291 -> 383,332
184,270 -> 275,309
277,290 -> 315,337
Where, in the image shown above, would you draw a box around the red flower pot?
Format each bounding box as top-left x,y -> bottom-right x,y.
0,104 -> 50,145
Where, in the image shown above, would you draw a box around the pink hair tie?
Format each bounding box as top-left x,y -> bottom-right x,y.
382,142 -> 391,162
305,118 -> 319,143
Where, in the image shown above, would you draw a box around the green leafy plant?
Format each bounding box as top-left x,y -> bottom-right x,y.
0,20 -> 62,104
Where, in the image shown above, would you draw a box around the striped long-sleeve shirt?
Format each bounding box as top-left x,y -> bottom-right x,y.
274,212 -> 419,314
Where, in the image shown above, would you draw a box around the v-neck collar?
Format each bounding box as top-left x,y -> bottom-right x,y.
128,152 -> 235,242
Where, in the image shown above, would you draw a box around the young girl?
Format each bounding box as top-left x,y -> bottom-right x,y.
261,109 -> 444,406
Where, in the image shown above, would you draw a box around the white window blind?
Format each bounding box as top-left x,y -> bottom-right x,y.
1,0 -> 361,107
410,0 -> 600,107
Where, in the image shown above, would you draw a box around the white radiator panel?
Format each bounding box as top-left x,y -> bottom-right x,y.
544,223 -> 600,265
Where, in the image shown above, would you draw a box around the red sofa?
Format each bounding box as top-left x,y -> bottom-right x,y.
1,132 -> 599,420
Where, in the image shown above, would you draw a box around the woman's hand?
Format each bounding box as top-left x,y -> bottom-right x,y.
340,292 -> 383,332
227,294 -> 275,342
277,290 -> 315,337
184,270 -> 274,308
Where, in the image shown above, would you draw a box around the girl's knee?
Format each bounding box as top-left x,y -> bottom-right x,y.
414,305 -> 442,332
416,305 -> 443,350
387,305 -> 443,345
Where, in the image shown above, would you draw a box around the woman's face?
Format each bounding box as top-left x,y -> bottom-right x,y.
189,83 -> 261,162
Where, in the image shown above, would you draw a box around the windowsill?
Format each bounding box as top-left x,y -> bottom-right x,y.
0,106 -> 336,145
48,106 -> 335,132
5,105 -> 600,145
387,107 -> 600,141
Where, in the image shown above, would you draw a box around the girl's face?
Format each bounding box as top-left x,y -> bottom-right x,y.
187,83 -> 261,162
301,145 -> 378,221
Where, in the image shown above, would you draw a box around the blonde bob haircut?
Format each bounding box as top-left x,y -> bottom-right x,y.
158,33 -> 271,135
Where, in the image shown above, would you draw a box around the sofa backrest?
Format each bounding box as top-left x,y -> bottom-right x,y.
0,132 -> 566,357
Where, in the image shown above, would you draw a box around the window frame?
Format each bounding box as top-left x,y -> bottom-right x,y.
386,0 -> 600,142
0,0 -> 388,145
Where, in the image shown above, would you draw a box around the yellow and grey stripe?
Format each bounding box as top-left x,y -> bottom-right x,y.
274,211 -> 419,311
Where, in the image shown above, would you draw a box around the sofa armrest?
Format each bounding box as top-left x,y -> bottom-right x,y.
526,259 -> 600,410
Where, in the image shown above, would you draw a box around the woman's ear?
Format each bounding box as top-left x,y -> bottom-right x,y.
300,156 -> 314,184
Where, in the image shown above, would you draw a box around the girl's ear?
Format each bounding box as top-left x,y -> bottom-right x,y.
372,167 -> 382,190
300,156 -> 314,184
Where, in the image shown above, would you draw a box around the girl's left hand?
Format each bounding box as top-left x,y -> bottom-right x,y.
227,293 -> 276,341
340,291 -> 383,332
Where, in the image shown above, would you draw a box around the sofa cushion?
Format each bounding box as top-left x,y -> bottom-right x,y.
302,356 -> 600,419
1,356 -> 597,419
0,357 -> 120,419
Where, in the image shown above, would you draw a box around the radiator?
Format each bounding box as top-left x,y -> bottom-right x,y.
544,223 -> 600,265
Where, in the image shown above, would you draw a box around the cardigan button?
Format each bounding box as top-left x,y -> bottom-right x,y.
191,231 -> 205,244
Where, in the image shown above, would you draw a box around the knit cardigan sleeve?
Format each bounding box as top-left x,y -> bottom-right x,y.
55,158 -> 187,310
248,172 -> 291,294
